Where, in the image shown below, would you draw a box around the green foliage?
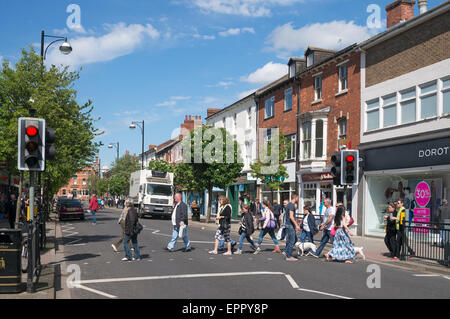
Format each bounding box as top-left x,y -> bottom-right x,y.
148,159 -> 175,173
180,126 -> 244,222
88,174 -> 108,196
104,153 -> 141,196
251,131 -> 290,191
0,48 -> 101,195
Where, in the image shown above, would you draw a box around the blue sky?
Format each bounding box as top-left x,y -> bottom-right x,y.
0,0 -> 443,168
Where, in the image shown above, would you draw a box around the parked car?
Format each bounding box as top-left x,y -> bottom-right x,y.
58,199 -> 85,221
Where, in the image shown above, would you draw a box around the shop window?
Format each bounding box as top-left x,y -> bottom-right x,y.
62,189 -> 66,196
338,64 -> 348,92
285,134 -> 296,160
366,99 -> 380,131
302,122 -> 312,159
442,77 -> 450,114
400,88 -> 416,124
420,81 -> 437,119
284,87 -> 293,111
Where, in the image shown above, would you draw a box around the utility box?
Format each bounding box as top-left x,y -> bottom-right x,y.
0,230 -> 23,293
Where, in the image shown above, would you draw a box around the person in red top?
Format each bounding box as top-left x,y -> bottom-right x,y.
89,194 -> 100,225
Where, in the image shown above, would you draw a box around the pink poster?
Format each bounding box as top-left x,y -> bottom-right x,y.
413,209 -> 430,234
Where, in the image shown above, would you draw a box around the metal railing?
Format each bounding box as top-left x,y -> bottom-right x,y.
401,222 -> 450,267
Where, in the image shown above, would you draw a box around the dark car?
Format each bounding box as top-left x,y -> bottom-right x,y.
58,200 -> 85,221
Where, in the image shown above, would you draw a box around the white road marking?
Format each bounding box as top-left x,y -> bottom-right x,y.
297,288 -> 352,300
75,284 -> 118,299
61,224 -> 85,246
413,274 -> 440,277
285,274 -> 299,289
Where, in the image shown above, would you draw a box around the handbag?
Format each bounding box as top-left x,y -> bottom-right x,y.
134,222 -> 144,235
178,225 -> 187,238
347,217 -> 355,227
330,226 -> 336,236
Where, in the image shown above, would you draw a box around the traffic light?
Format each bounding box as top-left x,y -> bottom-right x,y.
18,118 -> 46,172
342,150 -> 359,186
331,152 -> 342,186
45,127 -> 56,161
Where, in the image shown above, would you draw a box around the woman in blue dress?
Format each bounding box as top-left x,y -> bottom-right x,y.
325,206 -> 355,264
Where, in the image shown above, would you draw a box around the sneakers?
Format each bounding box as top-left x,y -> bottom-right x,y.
132,258 -> 141,261
223,251 -> 233,256
286,257 -> 297,261
121,258 -> 131,262
272,246 -> 281,253
307,251 -> 319,258
235,249 -> 242,255
253,248 -> 261,255
111,244 -> 118,253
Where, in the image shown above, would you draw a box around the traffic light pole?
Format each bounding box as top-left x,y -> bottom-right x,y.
27,171 -> 35,293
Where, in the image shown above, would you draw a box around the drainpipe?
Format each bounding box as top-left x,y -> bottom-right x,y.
295,78 -> 301,195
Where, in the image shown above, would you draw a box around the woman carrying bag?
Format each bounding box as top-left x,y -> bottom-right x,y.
235,205 -> 259,255
254,201 -> 281,254
325,206 -> 356,264
209,197 -> 233,256
122,201 -> 142,262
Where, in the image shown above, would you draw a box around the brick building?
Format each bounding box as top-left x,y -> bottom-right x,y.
357,0 -> 450,237
56,157 -> 99,201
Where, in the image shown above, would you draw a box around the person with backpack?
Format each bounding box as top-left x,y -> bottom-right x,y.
254,201 -> 281,254
88,194 -> 100,225
235,204 -> 259,255
122,201 -> 141,261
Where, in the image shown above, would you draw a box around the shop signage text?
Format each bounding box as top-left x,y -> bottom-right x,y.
415,181 -> 431,207
301,173 -> 334,182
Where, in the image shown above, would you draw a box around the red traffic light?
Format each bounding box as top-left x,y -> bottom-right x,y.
346,155 -> 355,162
26,126 -> 38,137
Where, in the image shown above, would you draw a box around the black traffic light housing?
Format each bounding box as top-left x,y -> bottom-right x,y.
18,118 -> 46,172
331,152 -> 342,186
45,127 -> 56,161
342,150 -> 359,186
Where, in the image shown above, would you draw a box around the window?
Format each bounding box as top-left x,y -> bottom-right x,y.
443,77 -> 450,114
285,134 -> 296,160
73,178 -> 77,185
264,128 -> 272,143
82,179 -> 87,186
314,76 -> 322,101
420,81 -> 437,119
289,63 -> 296,78
245,141 -> 252,165
366,99 -> 380,131
338,118 -> 347,140
302,122 -> 312,159
307,54 -> 314,67
400,88 -> 416,124
62,189 -> 66,196
233,113 -> 237,131
284,87 -> 293,111
222,117 -> 226,128
383,94 -> 397,127
339,64 -> 348,92
265,96 -> 275,119
247,107 -> 252,128
315,120 -> 324,158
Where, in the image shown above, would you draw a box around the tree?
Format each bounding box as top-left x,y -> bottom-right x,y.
251,131 -> 290,201
88,174 -> 108,196
180,126 -> 244,223
148,159 -> 175,173
0,48 -> 101,199
105,153 -> 140,196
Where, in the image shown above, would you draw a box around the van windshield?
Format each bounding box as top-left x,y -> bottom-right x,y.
147,184 -> 172,196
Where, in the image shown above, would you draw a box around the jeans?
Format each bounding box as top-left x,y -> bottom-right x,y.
285,226 -> 297,258
238,232 -> 257,251
90,210 -> 96,224
219,238 -> 236,250
114,222 -> 132,249
167,226 -> 191,250
257,228 -> 279,246
123,234 -> 140,260
440,230 -> 447,247
313,229 -> 334,257
299,231 -> 314,244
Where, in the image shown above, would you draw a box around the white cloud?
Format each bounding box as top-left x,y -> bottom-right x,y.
238,89 -> 257,100
156,100 -> 177,107
240,61 -> 287,85
190,0 -> 305,17
207,81 -> 234,88
219,27 -> 255,37
171,96 -> 192,100
156,96 -> 191,107
266,21 -> 374,59
46,22 -> 160,68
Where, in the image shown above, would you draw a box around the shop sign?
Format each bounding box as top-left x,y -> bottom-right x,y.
302,173 -> 333,182
413,181 -> 431,234
414,181 -> 431,207
362,137 -> 450,171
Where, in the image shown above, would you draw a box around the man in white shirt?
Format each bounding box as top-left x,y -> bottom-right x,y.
167,192 -> 191,252
309,198 -> 335,258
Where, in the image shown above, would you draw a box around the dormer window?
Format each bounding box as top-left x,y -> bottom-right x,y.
307,53 -> 314,67
289,63 -> 296,78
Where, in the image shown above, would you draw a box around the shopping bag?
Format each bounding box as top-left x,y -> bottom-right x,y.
178,225 -> 187,239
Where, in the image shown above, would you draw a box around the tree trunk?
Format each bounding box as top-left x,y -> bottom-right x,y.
206,186 -> 213,224
14,172 -> 24,230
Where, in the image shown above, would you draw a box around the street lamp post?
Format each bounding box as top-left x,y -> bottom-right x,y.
40,30 -> 72,61
108,142 -> 120,161
130,121 -> 145,170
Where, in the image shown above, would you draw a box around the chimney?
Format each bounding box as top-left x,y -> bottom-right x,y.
386,0 -> 415,28
207,108 -> 222,118
418,0 -> 427,14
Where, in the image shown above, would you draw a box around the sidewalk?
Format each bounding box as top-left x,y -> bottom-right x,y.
0,217 -> 57,299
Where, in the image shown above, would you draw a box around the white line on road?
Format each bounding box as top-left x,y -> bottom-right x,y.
297,288 -> 352,300
413,274 -> 440,277
75,284 -> 118,299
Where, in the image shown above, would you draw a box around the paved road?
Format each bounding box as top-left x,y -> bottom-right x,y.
58,207 -> 450,299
